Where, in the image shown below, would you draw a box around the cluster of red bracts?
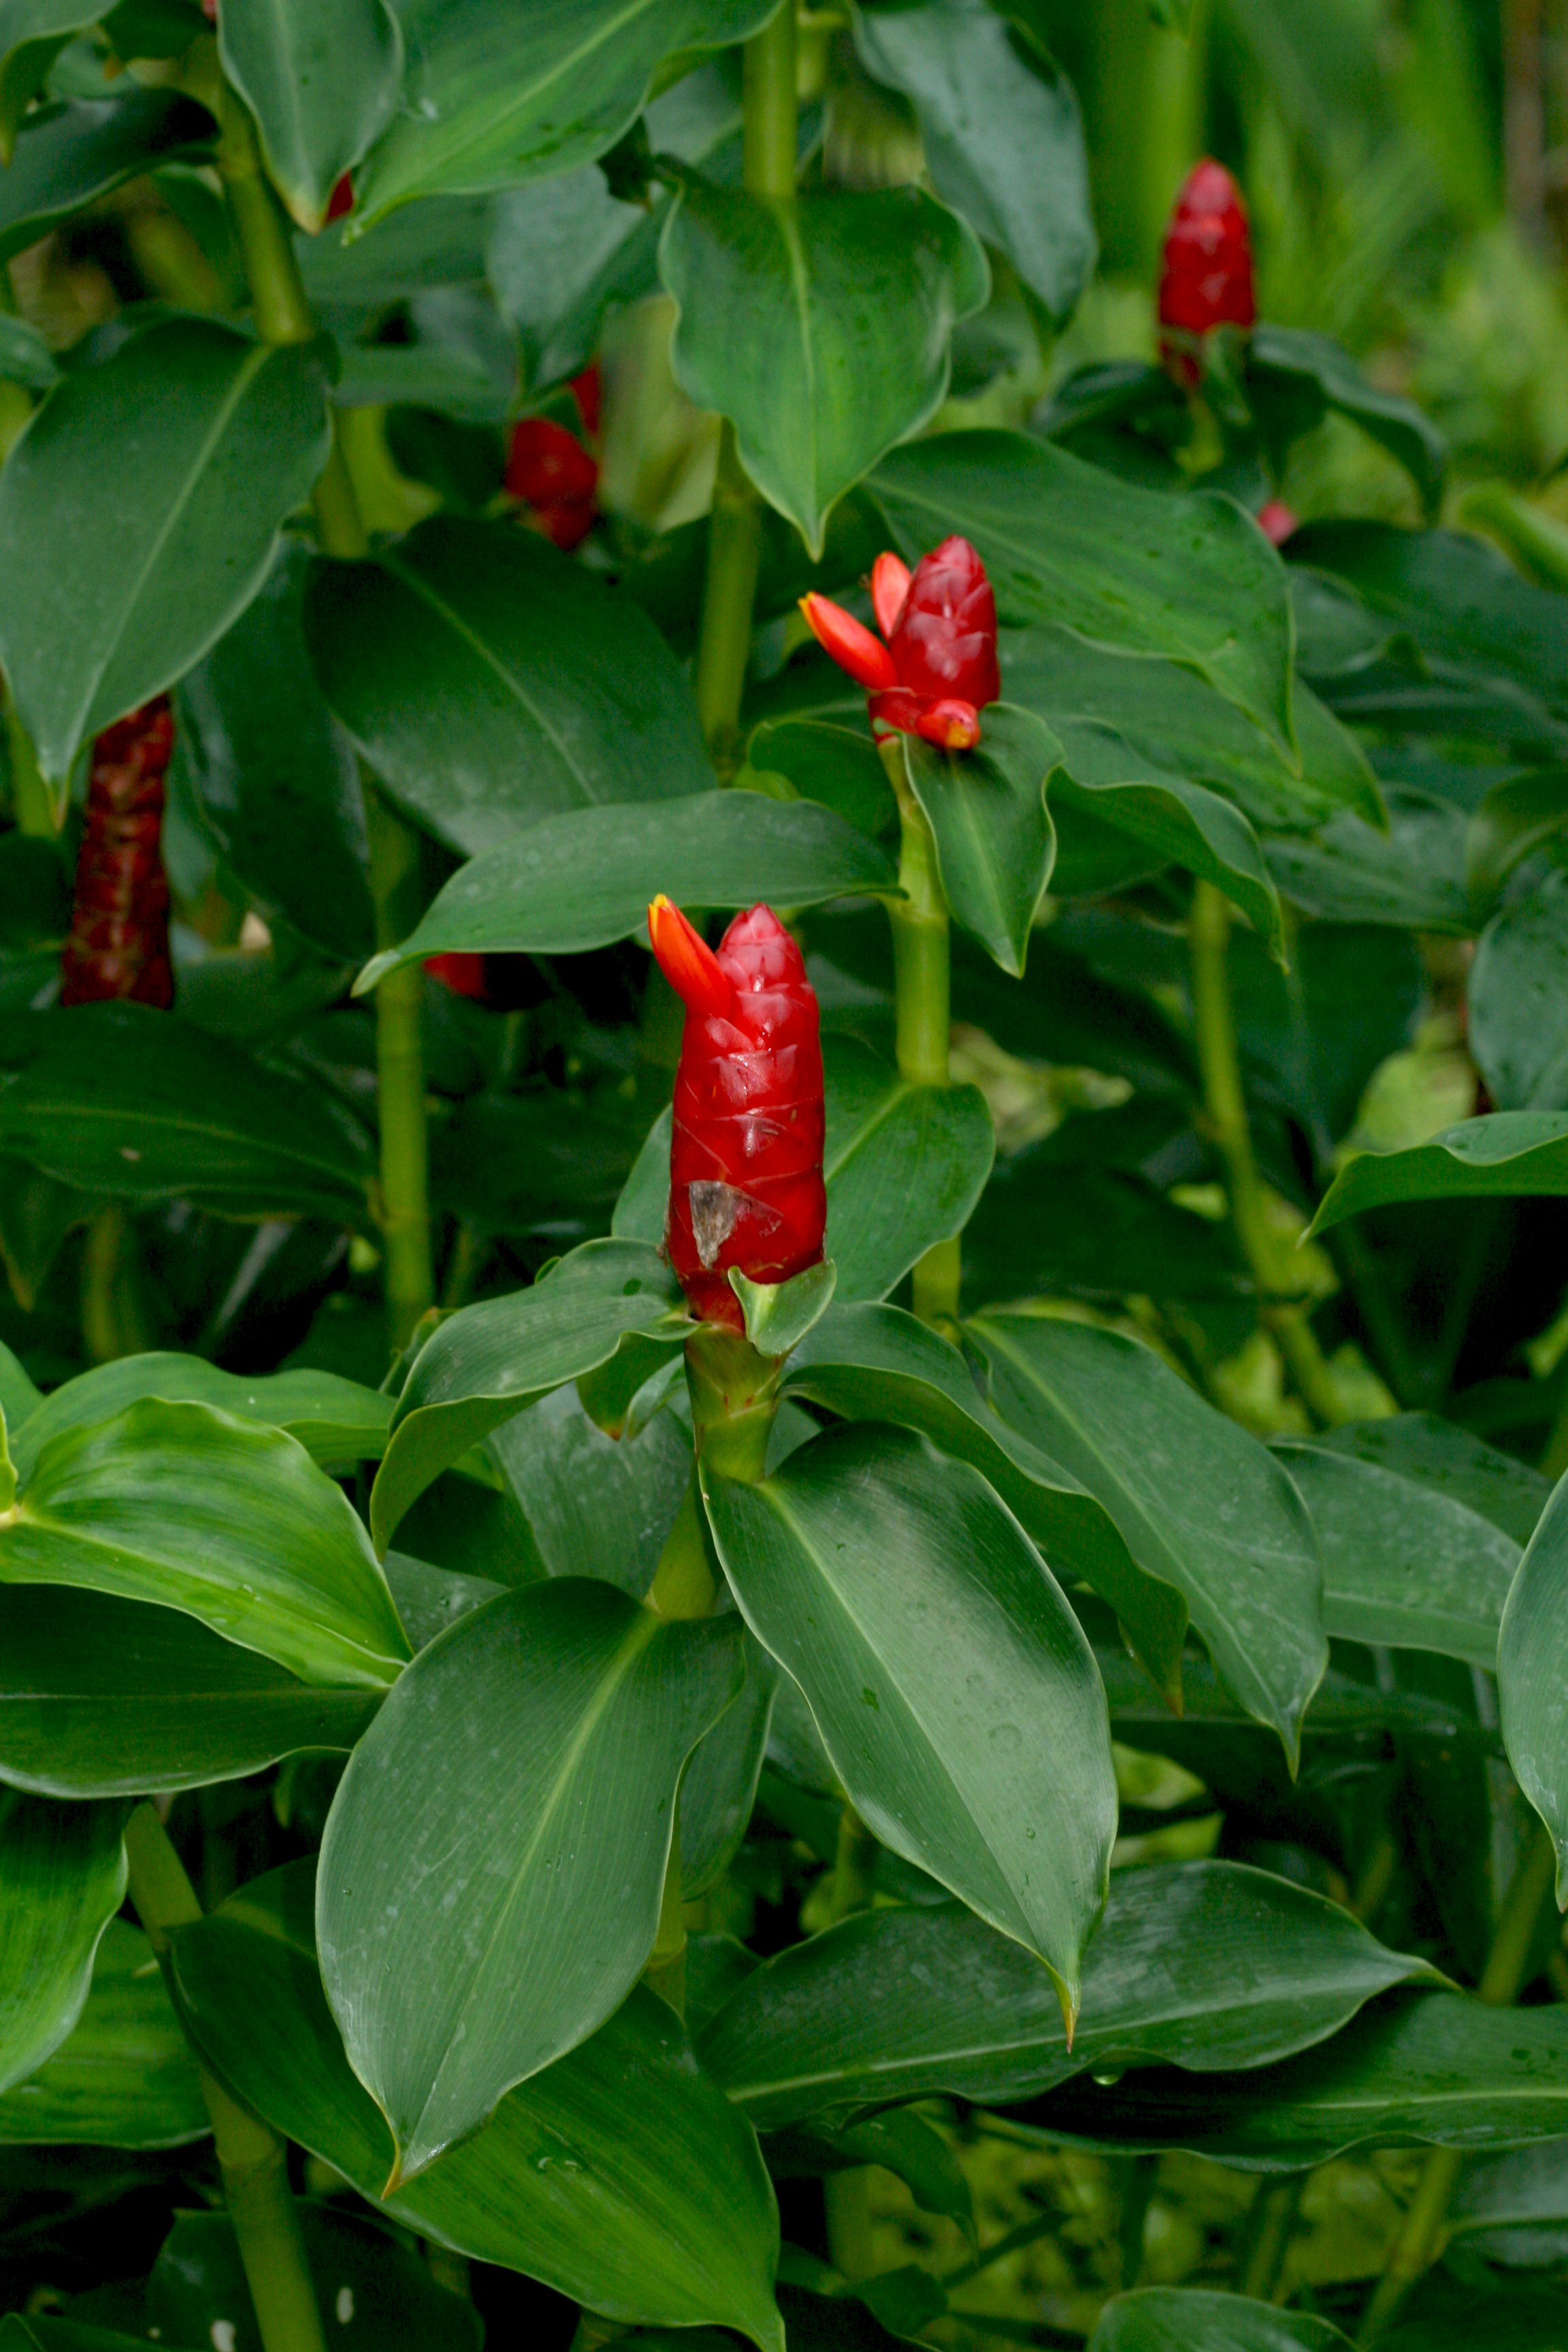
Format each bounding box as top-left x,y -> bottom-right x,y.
504,367 -> 602,552
647,896 -> 826,1332
60,697 -> 176,1011
800,535 -> 1000,753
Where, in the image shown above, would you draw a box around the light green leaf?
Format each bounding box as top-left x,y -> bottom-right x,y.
662,178 -> 988,556
898,705 -> 1059,976
731,1259 -> 837,1356
0,316 -> 331,785
10,1353 -> 391,1483
0,1789 -> 127,2093
220,0 -> 401,231
1501,1473 -> 1568,1904
0,1400 -> 410,1689
1311,1113 -> 1568,1235
968,1314 -> 1326,1766
702,1422 -> 1117,2020
1090,2289 -> 1351,2351
319,1580 -> 744,2180
0,89 -> 213,257
0,1918 -> 205,2149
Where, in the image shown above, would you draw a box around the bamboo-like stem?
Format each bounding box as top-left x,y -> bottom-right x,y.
881,738 -> 959,1324
1188,880 -> 1346,1426
214,74 -> 432,1346
124,1806 -> 327,2352
1238,2175 -> 1302,2302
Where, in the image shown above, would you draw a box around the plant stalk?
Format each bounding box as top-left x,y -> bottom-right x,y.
1188,880 -> 1345,1427
124,1805 -> 328,2352
690,1 -> 796,770
882,738 -> 959,1324
1357,1823 -> 1558,2343
3,688 -> 57,837
214,74 -> 433,1347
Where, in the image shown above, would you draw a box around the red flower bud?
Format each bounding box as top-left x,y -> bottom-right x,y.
425,951 -> 489,1002
800,535 -> 998,751
1158,159 -> 1256,386
1256,498 -> 1298,547
648,896 -> 826,1332
506,416 -> 600,551
326,174 -> 355,224
60,697 -> 175,1011
569,363 -> 602,440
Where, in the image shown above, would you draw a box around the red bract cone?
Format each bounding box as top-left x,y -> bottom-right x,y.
648,896 -> 826,1332
800,534 -> 999,752
424,951 -> 489,1002
1158,158 -> 1256,387
506,414 -> 599,552
59,697 -> 175,1011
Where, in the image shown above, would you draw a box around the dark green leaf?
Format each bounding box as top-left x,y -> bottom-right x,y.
680,1630 -> 779,1899
146,2202 -> 480,2352
1501,1473 -> 1568,1902
308,517 -> 711,858
0,1399 -> 409,1688
662,177 -> 987,555
968,1314 -> 1326,1765
11,1353 -> 392,1483
1311,1112 -> 1568,1234
964,1160 -> 1246,1309
0,1790 -> 126,2093
169,1859 -> 784,2346
382,1551 -> 508,1649
869,431 -> 1296,759
354,794 -> 896,987
1230,922 -> 1421,1152
0,318 -> 331,784
0,0 -> 101,161
702,1422 -> 1117,2020
299,192 -> 492,307
490,1382 -> 690,1595
219,0 -> 401,231
898,705 -> 1058,975
819,1038 -> 994,1301
1250,326 -> 1446,514
333,336 -> 512,422
1312,1412 -> 1549,1547
1466,766 -> 1568,909
0,89 -> 213,261
0,313 -> 59,391
0,1919 -> 204,2149
1090,2288 -> 1351,2351
489,164 -> 659,392
741,716 -> 894,843
1263,791 -> 1471,932
1471,869 -> 1568,1109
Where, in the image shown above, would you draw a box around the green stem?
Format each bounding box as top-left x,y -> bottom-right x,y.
214,74 -> 432,1349
124,1806 -> 328,2352
825,1802 -> 880,1920
824,2168 -> 876,2281
1188,880 -> 1346,1428
882,738 -> 958,1325
3,687 -> 58,837
1357,1825 -> 1557,2344
1238,2174 -> 1301,2302
690,1 -> 796,770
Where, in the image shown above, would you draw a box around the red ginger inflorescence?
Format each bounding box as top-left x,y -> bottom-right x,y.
800,535 -> 999,753
648,896 -> 826,1332
1158,158 -> 1256,386
59,697 -> 175,1011
505,368 -> 602,553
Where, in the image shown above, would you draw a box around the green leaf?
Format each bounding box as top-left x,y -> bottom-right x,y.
967,1314 -> 1326,1767
680,1629 -> 779,1899
349,0 -> 778,231
0,1584 -> 380,1797
1263,792 -> 1471,934
0,0 -> 100,161
146,2202 -> 481,2352
0,1918 -> 204,2149
702,1422 -> 1117,2021
320,1583 -> 743,2180
489,1382 -> 693,1597
1501,1473 -> 1568,1903
783,1300 -> 1188,1702
0,1790 -> 126,2093
869,431 -> 1296,761
731,1259 -> 838,1356
897,706 -> 1059,976
1250,326 -> 1446,515
0,313 -> 59,391
819,1039 -> 994,1301
0,1004 -> 372,1223
662,178 -> 988,557
354,793 -> 896,988
333,336 -> 513,423
962,1158 -> 1248,1309
10,1354 -> 392,1484
489,163 -> 663,394
307,517 -> 712,858
742,715 -> 894,843
169,1859 -> 785,2347
0,1400 -> 409,1689
174,542 -> 374,964
219,0 -> 401,231
1090,2289 -> 1352,2351
1466,765 -> 1568,909
383,1551 -> 508,1649
1471,869 -> 1568,1109
0,317 -> 331,785
1230,922 -> 1421,1152
1277,1440 -> 1520,1669
700,1860 -> 1437,2126
853,0 -> 1094,318
0,88 -> 213,259
1311,1112 -> 1568,1235
370,1237 -> 688,1550
299,191 -> 492,306
1312,1412 -> 1549,1546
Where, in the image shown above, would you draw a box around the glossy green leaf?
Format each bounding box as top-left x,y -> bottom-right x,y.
662,178 -> 987,556
967,1314 -> 1326,1765
1313,1412 -> 1549,1546
1311,1112 -> 1568,1235
349,0 -> 777,231
490,1383 -> 691,1597
0,318 -> 330,784
383,1552 -> 508,1650
0,1918 -> 205,2149
1263,791 -> 1471,933
897,706 -> 1058,975
702,1861 -> 1435,2125
488,164 -> 662,393
783,1300 -> 1188,1701
10,1354 -> 391,1484
731,1260 -> 838,1356
220,0 -> 400,231
308,517 -> 711,858
0,1401 -> 409,1689
741,714 -> 894,843
0,1584 -> 380,1797
0,1791 -> 126,2093
355,794 -> 896,987
0,88 -> 213,259
0,0 -> 99,159
1250,325 -> 1446,514
1471,869 -> 1568,1110
869,431 -> 1296,759
174,542 -> 373,964
962,1158 -> 1248,1309
0,1004 -> 371,1222
1090,2289 -> 1351,2351
853,0 -> 1093,317
372,1238 -> 688,1550
169,1859 -> 783,2346
146,2202 -> 480,2352
1501,1473 -> 1568,1902
1278,1439 -> 1520,1669
702,1422 -> 1117,2019
680,1630 -> 779,1899
319,1580 -> 743,2178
